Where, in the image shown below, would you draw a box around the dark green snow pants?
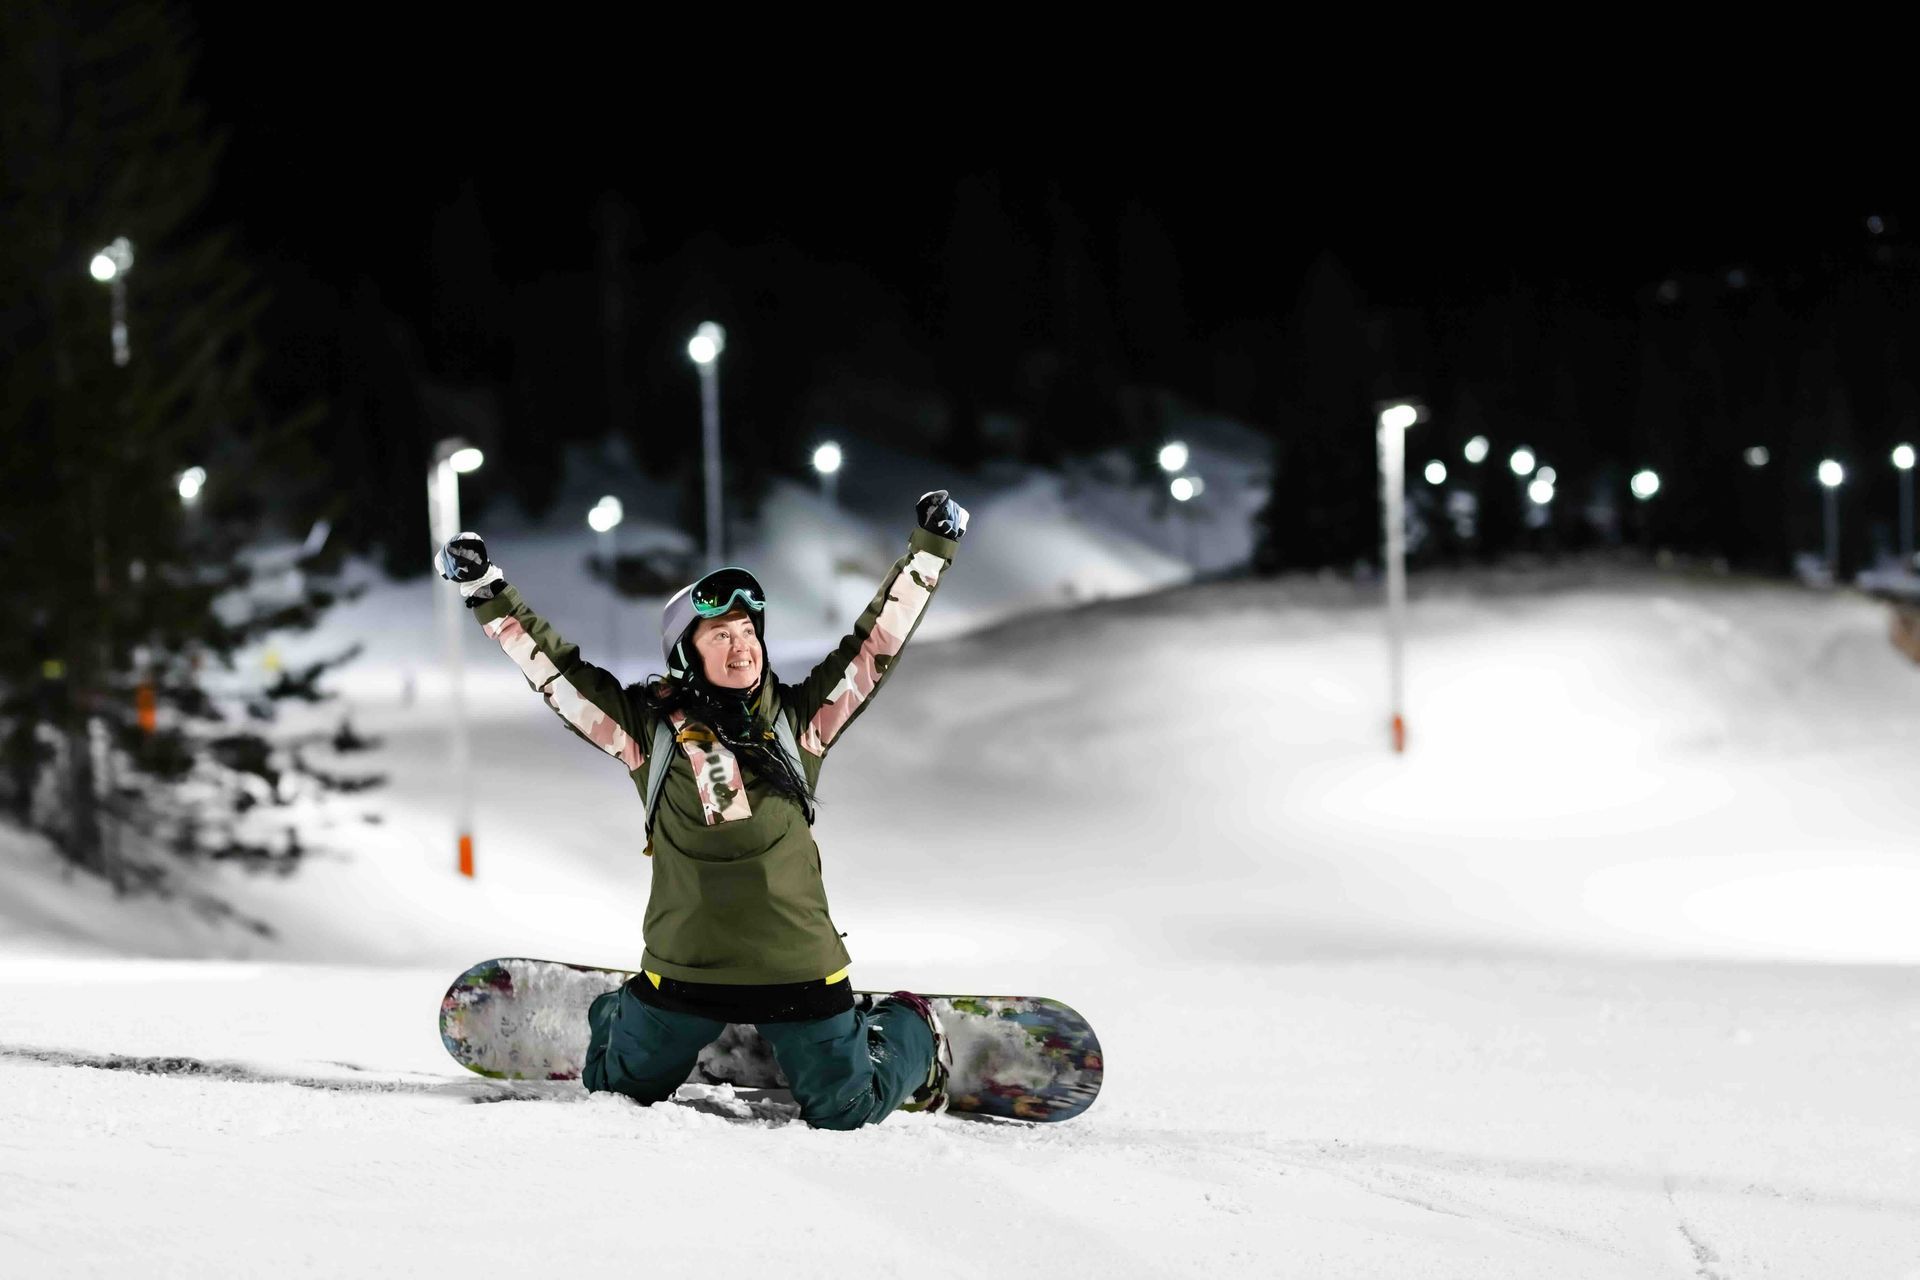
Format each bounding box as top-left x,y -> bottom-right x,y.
581,983 -> 934,1130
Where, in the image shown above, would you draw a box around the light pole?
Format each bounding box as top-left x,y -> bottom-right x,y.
89,237 -> 134,367
812,441 -> 843,508
428,437 -> 484,877
1818,459 -> 1845,582
1378,402 -> 1419,754
1158,441 -> 1189,561
589,495 -> 624,664
136,465 -> 207,740
1169,474 -> 1205,567
1894,444 -> 1915,566
1514,448 -> 1562,540
688,322 -> 726,565
812,443 -> 845,622
177,465 -> 206,544
1630,468 -> 1660,552
81,238 -> 136,877
1461,436 -> 1489,552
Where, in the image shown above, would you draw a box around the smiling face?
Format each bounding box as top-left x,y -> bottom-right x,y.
691,608 -> 762,690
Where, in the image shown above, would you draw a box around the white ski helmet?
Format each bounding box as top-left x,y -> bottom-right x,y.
661,566 -> 766,677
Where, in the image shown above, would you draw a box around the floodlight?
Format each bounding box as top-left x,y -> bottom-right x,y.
688,321 -> 726,366
1379,404 -> 1418,432
89,237 -> 133,282
588,496 -> 623,532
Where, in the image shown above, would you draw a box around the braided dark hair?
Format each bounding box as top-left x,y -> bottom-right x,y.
631,667 -> 816,821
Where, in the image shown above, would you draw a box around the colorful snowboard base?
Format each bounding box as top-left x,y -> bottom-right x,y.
440,958 -> 1103,1123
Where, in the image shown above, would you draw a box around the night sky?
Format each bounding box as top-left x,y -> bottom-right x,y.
183,9 -> 1901,334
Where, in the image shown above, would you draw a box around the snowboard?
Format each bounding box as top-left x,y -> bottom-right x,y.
440,957 -> 1103,1122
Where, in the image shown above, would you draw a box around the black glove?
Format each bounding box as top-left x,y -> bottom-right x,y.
437,532 -> 505,603
916,490 -> 969,541
437,532 -> 489,582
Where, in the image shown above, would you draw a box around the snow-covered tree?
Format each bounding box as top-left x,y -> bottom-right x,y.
0,0 -> 375,899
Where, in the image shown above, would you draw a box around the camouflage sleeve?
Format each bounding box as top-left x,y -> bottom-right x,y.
790,526 -> 957,761
471,583 -> 650,772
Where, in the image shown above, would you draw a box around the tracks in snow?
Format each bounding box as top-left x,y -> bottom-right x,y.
0,1042 -> 531,1100
0,1043 -> 802,1121
1666,1178 -> 1733,1280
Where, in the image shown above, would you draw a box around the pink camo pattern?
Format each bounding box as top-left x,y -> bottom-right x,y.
669,711 -> 753,823
484,614 -> 645,771
801,548 -> 945,756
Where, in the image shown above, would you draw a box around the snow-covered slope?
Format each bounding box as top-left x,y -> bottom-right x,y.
30,557 -> 1912,970
4,561 -> 1918,1276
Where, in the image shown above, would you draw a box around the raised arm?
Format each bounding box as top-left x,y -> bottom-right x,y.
790,492 -> 967,760
438,532 -> 650,772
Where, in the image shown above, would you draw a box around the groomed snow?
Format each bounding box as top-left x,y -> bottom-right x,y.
4,551 -> 1918,1277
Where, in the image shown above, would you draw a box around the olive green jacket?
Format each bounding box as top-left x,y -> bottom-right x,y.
471,526 -> 959,983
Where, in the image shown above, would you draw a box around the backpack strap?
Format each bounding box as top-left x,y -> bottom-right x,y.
642,705 -> 815,855
773,711 -> 806,814
771,710 -> 817,832
642,715 -> 678,853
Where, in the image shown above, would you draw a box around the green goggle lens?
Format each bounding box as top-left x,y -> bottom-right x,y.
690,568 -> 765,617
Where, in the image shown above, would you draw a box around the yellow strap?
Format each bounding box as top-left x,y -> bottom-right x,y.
645,967 -> 846,988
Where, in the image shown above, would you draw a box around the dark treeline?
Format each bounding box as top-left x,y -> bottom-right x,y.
226,153 -> 1920,580
167,0 -> 1917,580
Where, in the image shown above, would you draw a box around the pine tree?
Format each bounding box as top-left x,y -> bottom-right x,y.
933,174 -> 1035,466
427,182 -> 508,385
1116,201 -> 1189,391
0,0 -> 372,899
1255,254 -> 1379,572
1034,188 -> 1125,461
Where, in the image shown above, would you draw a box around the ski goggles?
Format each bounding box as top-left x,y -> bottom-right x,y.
689,567 -> 766,618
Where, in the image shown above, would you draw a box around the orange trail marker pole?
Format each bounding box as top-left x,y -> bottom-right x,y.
1378,403 -> 1413,755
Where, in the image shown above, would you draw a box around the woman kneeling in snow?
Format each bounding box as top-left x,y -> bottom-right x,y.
437,491 -> 968,1128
